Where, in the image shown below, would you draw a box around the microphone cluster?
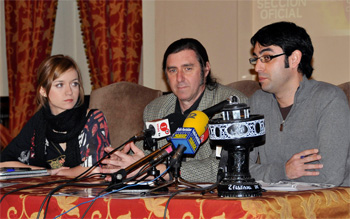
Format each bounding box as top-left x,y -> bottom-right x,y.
111,97 -> 235,186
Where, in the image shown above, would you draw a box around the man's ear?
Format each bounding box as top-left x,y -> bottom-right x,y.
204,61 -> 211,77
290,50 -> 302,69
40,87 -> 47,97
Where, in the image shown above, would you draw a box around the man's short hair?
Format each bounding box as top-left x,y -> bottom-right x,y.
251,21 -> 314,78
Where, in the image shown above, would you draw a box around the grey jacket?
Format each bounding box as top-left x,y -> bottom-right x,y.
249,76 -> 350,186
141,83 -> 248,182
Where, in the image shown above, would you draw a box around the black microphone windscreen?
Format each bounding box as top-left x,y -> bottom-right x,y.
202,99 -> 228,118
165,113 -> 185,134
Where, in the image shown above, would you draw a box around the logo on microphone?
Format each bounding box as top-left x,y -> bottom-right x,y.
160,122 -> 170,135
187,112 -> 197,119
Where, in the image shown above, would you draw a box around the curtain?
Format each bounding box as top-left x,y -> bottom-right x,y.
0,124 -> 12,150
3,0 -> 58,145
77,0 -> 142,89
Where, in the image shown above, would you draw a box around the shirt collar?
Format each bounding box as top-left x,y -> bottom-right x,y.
175,89 -> 206,117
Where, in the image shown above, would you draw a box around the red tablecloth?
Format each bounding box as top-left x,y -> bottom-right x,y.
1,176 -> 349,218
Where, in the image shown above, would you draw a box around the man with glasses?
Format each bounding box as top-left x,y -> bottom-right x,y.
248,22 -> 350,186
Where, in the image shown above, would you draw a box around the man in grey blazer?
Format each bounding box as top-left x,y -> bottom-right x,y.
102,38 -> 247,183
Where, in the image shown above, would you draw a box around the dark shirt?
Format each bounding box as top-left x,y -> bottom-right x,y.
1,110 -> 111,169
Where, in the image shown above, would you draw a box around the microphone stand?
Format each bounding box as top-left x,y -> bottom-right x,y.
108,143 -> 172,192
138,136 -> 166,183
148,146 -> 201,193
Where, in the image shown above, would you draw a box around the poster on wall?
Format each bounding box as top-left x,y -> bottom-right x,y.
253,0 -> 350,36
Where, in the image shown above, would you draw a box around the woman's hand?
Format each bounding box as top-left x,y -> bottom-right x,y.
48,166 -> 70,175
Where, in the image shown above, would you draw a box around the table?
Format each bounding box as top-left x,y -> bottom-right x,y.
1,176 -> 349,219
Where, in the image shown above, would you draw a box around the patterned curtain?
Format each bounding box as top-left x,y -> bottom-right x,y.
0,124 -> 12,150
3,0 -> 58,146
77,0 -> 142,89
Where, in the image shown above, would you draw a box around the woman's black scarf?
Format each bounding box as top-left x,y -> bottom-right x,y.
35,103 -> 88,168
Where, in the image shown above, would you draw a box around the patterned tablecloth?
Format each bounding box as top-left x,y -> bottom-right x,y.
1,176 -> 349,219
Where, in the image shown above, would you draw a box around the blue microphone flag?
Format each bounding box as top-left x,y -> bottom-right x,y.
170,127 -> 201,154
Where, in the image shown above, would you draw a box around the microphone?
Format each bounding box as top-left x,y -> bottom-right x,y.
145,119 -> 171,139
134,118 -> 170,140
202,98 -> 237,119
169,97 -> 235,154
169,144 -> 186,166
113,143 -> 173,181
149,144 -> 173,165
170,110 -> 209,154
164,113 -> 185,134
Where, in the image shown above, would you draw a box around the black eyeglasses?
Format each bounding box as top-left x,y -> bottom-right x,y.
249,53 -> 285,65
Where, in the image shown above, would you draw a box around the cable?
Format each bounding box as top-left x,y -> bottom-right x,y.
38,173 -> 106,219
54,165 -> 172,219
162,183 -> 219,219
32,138 -> 133,219
163,187 -> 192,219
80,158 -> 166,218
0,178 -> 70,204
40,178 -> 109,219
80,168 -> 147,218
39,158 -> 165,219
161,161 -> 223,219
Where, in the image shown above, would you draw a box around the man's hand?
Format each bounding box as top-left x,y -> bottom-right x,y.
101,142 -> 145,181
285,148 -> 323,179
